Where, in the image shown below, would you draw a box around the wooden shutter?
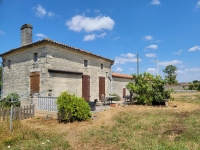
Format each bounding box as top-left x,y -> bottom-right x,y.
123,88 -> 126,98
30,72 -> 40,94
82,75 -> 90,101
99,77 -> 105,100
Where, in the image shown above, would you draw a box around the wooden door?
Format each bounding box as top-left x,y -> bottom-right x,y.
123,88 -> 126,98
82,75 -> 90,101
99,77 -> 105,100
30,72 -> 40,94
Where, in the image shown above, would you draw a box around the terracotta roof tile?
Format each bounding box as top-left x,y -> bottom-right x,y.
112,72 -> 133,79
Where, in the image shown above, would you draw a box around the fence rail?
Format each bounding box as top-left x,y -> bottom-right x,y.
0,105 -> 35,122
38,97 -> 57,112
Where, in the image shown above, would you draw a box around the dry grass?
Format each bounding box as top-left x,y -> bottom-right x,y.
1,92 -> 200,149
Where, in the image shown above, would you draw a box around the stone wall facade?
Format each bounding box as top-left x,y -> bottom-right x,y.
1,42 -> 112,105
45,45 -> 112,100
112,77 -> 133,99
2,44 -> 47,105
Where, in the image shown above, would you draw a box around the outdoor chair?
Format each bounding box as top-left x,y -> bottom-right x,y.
88,99 -> 97,111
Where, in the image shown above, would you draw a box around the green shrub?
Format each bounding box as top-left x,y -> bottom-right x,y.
56,91 -> 91,123
0,93 -> 20,109
126,72 -> 173,105
110,93 -> 121,101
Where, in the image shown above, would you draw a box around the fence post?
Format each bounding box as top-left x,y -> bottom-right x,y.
0,109 -> 2,122
23,106 -> 25,119
6,110 -> 9,122
19,107 -> 22,120
32,105 -> 35,117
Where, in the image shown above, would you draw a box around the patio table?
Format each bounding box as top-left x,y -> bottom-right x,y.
105,96 -> 116,105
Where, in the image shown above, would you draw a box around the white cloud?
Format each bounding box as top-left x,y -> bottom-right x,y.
114,36 -> 120,40
48,12 -> 55,17
177,70 -> 186,74
34,5 -> 46,18
66,15 -> 115,32
173,50 -> 182,55
35,33 -> 47,38
114,53 -> 141,65
184,68 -> 200,72
129,68 -> 134,71
121,53 -> 135,58
158,60 -> 183,66
188,46 -> 200,52
116,67 -> 123,72
0,30 -> 5,34
146,44 -> 158,50
83,32 -> 107,41
145,53 -> 157,57
97,32 -> 106,38
146,68 -> 157,74
83,34 -> 96,41
150,0 -> 161,5
179,65 -> 184,68
196,1 -> 200,8
143,35 -> 153,41
33,5 -> 55,18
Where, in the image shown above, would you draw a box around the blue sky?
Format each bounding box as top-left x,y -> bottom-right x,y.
0,0 -> 200,82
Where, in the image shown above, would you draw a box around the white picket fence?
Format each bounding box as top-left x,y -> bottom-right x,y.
38,97 -> 57,112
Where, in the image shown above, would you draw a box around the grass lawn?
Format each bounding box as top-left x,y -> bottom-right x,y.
0,92 -> 200,150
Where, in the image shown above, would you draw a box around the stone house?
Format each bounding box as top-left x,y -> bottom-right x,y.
0,24 -> 116,105
0,24 -> 134,109
112,72 -> 133,99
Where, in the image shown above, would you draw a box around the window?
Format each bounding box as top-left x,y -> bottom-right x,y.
84,60 -> 88,67
101,63 -> 103,69
34,53 -> 38,62
8,60 -> 11,69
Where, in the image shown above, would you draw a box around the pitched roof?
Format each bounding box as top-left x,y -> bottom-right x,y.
0,38 -> 114,63
112,72 -> 133,79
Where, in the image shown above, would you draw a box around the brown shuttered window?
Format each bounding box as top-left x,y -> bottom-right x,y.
82,75 -> 90,101
30,72 -> 40,94
123,88 -> 126,98
99,77 -> 105,100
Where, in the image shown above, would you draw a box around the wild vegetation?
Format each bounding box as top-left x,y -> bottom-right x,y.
0,120 -> 70,149
0,93 -> 20,109
0,92 -> 200,149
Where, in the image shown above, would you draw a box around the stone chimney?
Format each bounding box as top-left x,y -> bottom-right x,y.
20,24 -> 33,46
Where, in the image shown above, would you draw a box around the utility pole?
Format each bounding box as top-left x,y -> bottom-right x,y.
156,59 -> 159,76
137,53 -> 139,76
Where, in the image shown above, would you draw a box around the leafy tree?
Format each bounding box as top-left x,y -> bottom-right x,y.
163,65 -> 178,85
126,72 -> 173,105
126,82 -> 135,101
188,80 -> 200,91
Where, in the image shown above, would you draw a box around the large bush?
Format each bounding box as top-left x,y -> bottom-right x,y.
126,72 -> 173,105
0,93 -> 20,109
56,91 -> 91,122
188,80 -> 200,91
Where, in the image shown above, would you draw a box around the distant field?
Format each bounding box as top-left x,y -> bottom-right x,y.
0,92 -> 200,149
